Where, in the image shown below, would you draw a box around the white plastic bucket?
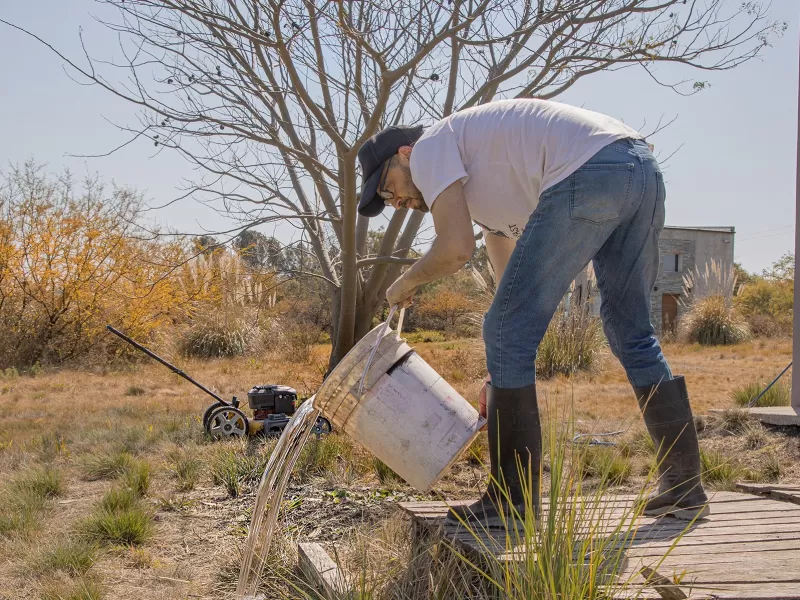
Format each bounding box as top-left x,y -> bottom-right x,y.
315,318 -> 486,491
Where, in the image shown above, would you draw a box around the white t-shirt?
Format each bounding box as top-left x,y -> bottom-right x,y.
409,99 -> 643,239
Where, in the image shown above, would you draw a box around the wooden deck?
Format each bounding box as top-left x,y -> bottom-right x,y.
399,488 -> 800,599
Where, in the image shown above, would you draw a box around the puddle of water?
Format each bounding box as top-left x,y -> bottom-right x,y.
235,397 -> 320,599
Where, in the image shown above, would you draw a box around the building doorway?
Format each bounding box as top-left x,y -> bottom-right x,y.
662,294 -> 679,334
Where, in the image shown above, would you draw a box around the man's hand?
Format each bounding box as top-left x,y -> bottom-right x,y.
386,276 -> 418,308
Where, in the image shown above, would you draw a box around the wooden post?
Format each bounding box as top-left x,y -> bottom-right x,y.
794,35 -> 800,410
749,36 -> 800,425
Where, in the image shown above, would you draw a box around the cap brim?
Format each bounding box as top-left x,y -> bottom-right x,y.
358,164 -> 387,218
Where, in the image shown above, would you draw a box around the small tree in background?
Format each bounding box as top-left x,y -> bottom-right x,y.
0,162 -> 197,368
735,254 -> 794,337
415,288 -> 474,333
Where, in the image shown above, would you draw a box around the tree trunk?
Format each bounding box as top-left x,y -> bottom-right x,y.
332,155 -> 359,366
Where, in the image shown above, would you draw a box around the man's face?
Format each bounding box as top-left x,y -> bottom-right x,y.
377,148 -> 429,213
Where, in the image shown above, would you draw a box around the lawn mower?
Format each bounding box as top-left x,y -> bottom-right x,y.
106,325 -> 332,440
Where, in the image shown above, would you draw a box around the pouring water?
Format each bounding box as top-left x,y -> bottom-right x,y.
235,397 -> 320,599
235,308 -> 484,597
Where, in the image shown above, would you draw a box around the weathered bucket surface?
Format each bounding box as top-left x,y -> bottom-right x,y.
316,323 -> 486,491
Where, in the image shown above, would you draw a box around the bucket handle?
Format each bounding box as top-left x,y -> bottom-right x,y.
357,305 -> 405,397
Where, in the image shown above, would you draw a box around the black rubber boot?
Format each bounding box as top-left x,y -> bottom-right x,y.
446,382 -> 541,530
634,376 -> 710,520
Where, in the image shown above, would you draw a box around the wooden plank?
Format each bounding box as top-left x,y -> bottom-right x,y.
616,583 -> 800,600
628,554 -> 800,573
409,519 -> 800,560
436,528 -> 800,562
442,519 -> 800,541
628,539 -> 800,557
297,542 -> 350,597
616,532 -> 800,550
401,496 -> 800,520
401,493 -> 800,600
736,482 -> 800,495
771,489 -> 800,505
666,583 -> 800,599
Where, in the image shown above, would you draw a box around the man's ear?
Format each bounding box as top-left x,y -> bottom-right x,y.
398,145 -> 413,160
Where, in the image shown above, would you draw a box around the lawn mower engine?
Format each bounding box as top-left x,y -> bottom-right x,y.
248,384 -> 297,434
247,385 -> 332,437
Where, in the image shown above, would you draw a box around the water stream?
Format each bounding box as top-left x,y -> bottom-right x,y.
235,397 -> 321,599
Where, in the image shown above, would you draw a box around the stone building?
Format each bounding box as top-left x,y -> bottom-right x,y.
653,226 -> 735,334
573,226 -> 735,335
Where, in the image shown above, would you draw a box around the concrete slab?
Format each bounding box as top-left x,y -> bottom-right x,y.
746,406 -> 800,426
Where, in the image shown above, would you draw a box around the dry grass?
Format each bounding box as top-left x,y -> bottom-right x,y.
211,445 -> 263,498
168,448 -> 203,491
717,408 -> 755,434
79,451 -> 135,481
0,338 -> 797,599
679,295 -> 750,345
0,468 -> 65,537
537,307 -> 607,379
576,444 -> 633,485
40,577 -> 104,600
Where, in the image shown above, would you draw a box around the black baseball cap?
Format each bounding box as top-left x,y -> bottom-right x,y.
357,124 -> 425,217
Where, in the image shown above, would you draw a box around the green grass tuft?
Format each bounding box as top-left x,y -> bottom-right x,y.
701,449 -> 742,490
295,434 -> 358,482
99,488 -> 138,514
30,537 -> 97,576
80,451 -> 134,481
210,443 -> 271,498
121,459 -> 151,497
1,468 -> 64,537
0,499 -> 43,536
759,452 -> 783,482
622,428 -> 655,456
743,422 -> 768,449
576,445 -> 632,485
733,380 -> 791,408
179,314 -> 260,358
372,457 -> 402,486
169,450 -> 203,492
80,505 -> 153,546
11,467 -> 65,500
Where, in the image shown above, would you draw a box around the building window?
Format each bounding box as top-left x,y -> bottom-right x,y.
663,253 -> 682,273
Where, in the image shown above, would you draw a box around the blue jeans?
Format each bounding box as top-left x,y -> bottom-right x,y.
484,138 -> 671,389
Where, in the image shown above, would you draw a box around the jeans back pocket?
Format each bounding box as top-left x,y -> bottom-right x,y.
569,163 -> 635,224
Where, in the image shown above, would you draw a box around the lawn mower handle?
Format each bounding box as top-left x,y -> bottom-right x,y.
106,324 -> 230,407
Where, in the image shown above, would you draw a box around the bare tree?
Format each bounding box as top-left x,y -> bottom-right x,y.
2,0 -> 785,366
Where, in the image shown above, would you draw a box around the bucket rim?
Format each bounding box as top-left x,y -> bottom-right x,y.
315,322 -> 400,411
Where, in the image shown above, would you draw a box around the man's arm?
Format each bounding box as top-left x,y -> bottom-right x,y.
484,231 -> 517,285
386,181 -> 475,305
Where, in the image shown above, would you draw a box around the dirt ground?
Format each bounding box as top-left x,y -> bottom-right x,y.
0,338 -> 797,599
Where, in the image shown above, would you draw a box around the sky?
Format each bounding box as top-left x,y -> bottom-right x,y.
1,0 -> 799,274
